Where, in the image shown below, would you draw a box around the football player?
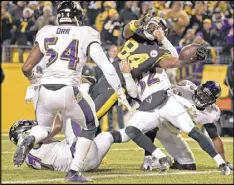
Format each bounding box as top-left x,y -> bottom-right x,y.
141,80 -> 233,172
119,52 -> 232,174
113,14 -> 231,174
14,1 -> 132,182
9,119 -> 115,173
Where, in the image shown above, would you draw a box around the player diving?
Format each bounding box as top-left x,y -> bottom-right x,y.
10,3 -> 232,181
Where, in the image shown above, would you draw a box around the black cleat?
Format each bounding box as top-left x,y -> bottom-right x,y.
158,157 -> 170,173
13,136 -> 35,167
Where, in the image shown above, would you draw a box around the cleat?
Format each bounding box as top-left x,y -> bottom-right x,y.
65,171 -> 92,183
158,157 -> 170,173
226,162 -> 233,171
141,156 -> 153,171
13,136 -> 35,167
219,163 -> 231,175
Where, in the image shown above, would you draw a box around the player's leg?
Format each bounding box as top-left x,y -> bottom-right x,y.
156,122 -> 196,170
158,96 -> 230,174
13,85 -> 62,167
83,132 -> 114,171
64,86 -> 98,181
125,110 -> 169,171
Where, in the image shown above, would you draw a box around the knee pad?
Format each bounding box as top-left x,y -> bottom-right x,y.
110,130 -> 122,143
204,123 -> 218,139
80,128 -> 97,140
171,160 -> 196,171
125,126 -> 142,140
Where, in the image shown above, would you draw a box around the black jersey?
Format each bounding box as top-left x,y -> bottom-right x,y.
115,29 -> 171,79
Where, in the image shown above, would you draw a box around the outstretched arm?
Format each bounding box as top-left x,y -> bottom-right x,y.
119,59 -> 138,98
123,8 -> 154,39
204,123 -> 227,162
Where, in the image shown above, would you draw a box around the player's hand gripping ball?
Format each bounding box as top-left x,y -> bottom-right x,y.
179,43 -> 208,64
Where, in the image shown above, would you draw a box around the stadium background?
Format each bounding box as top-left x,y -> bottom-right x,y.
1,1 -> 233,135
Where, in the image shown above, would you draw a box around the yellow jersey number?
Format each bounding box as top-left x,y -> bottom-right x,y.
117,38 -> 149,69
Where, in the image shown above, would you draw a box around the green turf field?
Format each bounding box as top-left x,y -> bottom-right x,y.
1,135 -> 233,184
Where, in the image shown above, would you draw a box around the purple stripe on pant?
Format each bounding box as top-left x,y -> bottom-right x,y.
73,86 -> 96,130
71,121 -> 81,137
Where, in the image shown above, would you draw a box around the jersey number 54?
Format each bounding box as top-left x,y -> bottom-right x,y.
44,37 -> 79,70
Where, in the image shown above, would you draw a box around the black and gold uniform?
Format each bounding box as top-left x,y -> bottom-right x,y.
91,29 -> 171,120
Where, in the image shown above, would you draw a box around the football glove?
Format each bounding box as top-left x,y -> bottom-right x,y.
140,8 -> 155,27
28,71 -> 42,85
196,44 -> 208,62
118,93 -> 133,115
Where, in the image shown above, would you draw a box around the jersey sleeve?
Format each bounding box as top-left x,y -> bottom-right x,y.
80,26 -> 101,56
175,80 -> 197,97
35,26 -> 49,54
211,104 -> 221,123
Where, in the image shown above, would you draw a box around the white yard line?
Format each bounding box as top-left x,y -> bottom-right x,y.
1,170 -> 221,184
1,133 -> 233,142
2,147 -> 233,154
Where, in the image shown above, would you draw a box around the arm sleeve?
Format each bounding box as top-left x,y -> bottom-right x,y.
161,37 -> 179,57
89,42 -> 124,95
123,73 -> 138,98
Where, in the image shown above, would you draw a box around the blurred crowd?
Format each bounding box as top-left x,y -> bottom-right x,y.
1,1 -> 234,62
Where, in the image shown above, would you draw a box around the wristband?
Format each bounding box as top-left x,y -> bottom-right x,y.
129,20 -> 138,32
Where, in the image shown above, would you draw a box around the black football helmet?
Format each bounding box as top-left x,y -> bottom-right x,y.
193,81 -> 221,108
57,1 -> 83,26
9,120 -> 38,146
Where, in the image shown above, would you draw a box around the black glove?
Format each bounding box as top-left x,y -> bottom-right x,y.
196,44 -> 208,62
140,8 -> 155,27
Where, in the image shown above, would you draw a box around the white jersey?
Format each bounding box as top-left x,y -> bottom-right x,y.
25,139 -> 73,172
25,134 -> 110,172
35,25 -> 100,85
137,69 -> 171,101
172,80 -> 221,125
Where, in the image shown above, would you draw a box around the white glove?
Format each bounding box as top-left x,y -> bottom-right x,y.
28,72 -> 42,85
118,93 -> 133,115
141,156 -> 153,171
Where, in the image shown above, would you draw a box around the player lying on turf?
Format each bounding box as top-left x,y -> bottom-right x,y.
9,119 -> 116,172
140,80 -> 233,172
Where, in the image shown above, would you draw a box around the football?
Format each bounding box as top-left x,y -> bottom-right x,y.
179,43 -> 203,64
